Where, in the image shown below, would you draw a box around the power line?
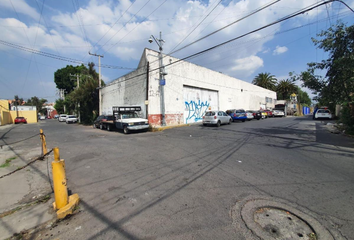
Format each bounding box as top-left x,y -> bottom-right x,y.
168,0 -> 223,54
93,0 -> 354,86
102,0 -> 167,55
96,0 -> 152,53
168,0 -> 281,56
0,39 -> 135,70
89,0 -> 137,52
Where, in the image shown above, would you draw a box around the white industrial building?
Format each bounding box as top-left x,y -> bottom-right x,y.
101,48 -> 276,126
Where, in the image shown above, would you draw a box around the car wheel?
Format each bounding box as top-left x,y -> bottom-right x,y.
107,125 -> 111,131
123,126 -> 129,134
216,121 -> 221,127
203,123 -> 207,126
228,119 -> 231,124
242,120 -> 245,122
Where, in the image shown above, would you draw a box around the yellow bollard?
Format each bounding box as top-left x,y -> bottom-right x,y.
52,147 -> 68,210
39,129 -> 47,155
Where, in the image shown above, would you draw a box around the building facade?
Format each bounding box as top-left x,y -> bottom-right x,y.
101,48 -> 277,126
0,99 -> 37,125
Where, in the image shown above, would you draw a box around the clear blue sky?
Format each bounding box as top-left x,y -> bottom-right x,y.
0,0 -> 353,103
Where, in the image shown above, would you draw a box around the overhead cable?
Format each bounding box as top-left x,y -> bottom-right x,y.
168,0 -> 281,55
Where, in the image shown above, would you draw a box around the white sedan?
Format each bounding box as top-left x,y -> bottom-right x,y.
273,109 -> 285,117
58,114 -> 67,122
314,109 -> 332,120
66,115 -> 78,124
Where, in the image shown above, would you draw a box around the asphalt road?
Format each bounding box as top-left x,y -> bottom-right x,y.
2,116 -> 354,239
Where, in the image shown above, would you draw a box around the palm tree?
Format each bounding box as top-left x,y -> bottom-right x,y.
277,79 -> 296,100
252,72 -> 277,91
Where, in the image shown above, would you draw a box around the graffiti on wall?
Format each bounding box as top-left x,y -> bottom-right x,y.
185,100 -> 210,123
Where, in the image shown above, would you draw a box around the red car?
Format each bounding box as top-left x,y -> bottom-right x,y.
14,117 -> 27,124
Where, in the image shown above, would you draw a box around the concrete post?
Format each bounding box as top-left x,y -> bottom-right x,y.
52,147 -> 68,210
39,129 -> 47,155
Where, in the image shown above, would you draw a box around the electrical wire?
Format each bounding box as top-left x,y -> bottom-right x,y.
96,0 -> 152,53
94,0 -> 354,86
168,0 -> 223,54
89,0 -> 137,52
102,0 -> 167,55
0,39 -> 135,70
168,0 -> 281,56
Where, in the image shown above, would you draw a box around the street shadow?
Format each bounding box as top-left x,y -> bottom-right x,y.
80,133 -> 253,239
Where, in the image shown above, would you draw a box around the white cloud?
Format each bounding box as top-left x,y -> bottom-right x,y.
273,45 -> 288,55
230,55 -> 264,76
0,0 -> 39,20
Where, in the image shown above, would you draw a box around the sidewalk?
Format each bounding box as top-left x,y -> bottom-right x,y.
0,143 -> 55,240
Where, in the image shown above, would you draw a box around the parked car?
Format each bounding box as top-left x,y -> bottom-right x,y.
47,115 -> 52,119
264,109 -> 273,117
203,111 -> 231,127
39,115 -> 46,120
314,109 -> 332,120
247,110 -> 262,120
54,114 -> 59,119
93,115 -> 114,129
226,109 -> 247,122
245,110 -> 254,121
272,109 -> 285,117
58,114 -> 67,122
260,110 -> 268,119
65,115 -> 78,124
14,117 -> 27,124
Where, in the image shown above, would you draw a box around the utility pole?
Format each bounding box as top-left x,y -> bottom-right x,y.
149,32 -> 167,126
59,89 -> 66,113
89,52 -> 104,115
70,74 -> 81,123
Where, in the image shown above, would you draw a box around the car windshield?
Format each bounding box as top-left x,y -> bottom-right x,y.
17,117 -> 24,119
106,116 -> 114,120
122,112 -> 138,119
69,116 -> 76,118
205,111 -> 215,116
318,109 -> 330,113
236,110 -> 244,113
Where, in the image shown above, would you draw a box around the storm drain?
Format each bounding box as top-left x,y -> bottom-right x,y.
231,197 -> 343,240
254,207 -> 316,240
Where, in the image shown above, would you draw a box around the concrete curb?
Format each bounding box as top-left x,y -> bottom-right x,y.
150,124 -> 190,132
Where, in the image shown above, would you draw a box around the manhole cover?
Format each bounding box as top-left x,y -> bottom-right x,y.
254,207 -> 316,240
231,196 -> 344,240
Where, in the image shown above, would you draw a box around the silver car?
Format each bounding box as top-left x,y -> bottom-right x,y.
202,111 -> 232,127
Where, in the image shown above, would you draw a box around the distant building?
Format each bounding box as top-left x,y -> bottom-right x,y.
11,105 -> 37,111
0,99 -> 37,125
101,48 -> 276,126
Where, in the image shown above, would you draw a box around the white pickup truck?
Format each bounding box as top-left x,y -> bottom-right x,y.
100,106 -> 149,134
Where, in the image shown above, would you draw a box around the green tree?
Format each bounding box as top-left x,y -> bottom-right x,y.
54,99 -> 64,114
299,22 -> 354,105
276,79 -> 296,100
54,62 -> 103,123
24,96 -> 47,114
295,86 -> 311,106
54,64 -> 87,94
252,72 -> 277,90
